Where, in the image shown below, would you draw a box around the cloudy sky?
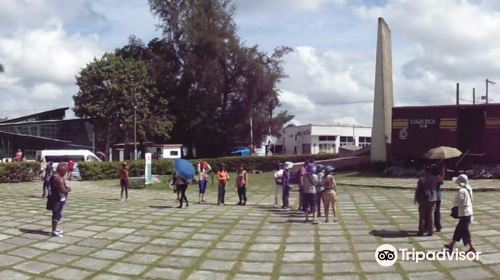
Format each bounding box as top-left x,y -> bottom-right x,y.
1,0 -> 500,126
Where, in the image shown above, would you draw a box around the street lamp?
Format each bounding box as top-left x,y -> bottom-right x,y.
482,78 -> 496,104
134,104 -> 137,160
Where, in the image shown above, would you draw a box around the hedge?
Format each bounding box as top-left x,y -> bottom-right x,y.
0,162 -> 40,183
77,153 -> 337,181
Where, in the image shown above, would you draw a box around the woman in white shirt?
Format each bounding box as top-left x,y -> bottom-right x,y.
444,174 -> 476,253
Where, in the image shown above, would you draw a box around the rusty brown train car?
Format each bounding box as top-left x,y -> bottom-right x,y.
391,104 -> 500,162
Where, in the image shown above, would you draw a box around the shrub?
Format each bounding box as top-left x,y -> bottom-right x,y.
78,160 -> 173,181
77,154 -> 337,181
0,162 -> 40,183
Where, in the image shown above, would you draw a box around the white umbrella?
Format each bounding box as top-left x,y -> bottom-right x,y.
423,146 -> 462,160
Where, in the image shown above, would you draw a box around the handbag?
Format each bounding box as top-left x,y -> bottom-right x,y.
450,206 -> 459,219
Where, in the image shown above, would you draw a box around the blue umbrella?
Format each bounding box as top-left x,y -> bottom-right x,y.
174,159 -> 195,180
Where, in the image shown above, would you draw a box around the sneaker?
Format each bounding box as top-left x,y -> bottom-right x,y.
56,228 -> 64,234
51,231 -> 63,237
312,220 -> 319,224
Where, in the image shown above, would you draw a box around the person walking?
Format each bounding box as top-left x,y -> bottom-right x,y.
119,162 -> 129,201
321,165 -> 338,222
273,163 -> 284,208
414,166 -> 428,236
281,162 -> 293,209
303,162 -> 319,224
296,161 -> 307,211
431,164 -> 444,232
415,165 -> 440,236
217,163 -> 229,205
173,172 -> 189,208
444,174 -> 476,253
48,162 -> 71,237
197,161 -> 211,203
315,164 -> 325,217
236,165 -> 248,205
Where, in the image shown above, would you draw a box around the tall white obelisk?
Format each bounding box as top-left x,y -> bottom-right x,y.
370,17 -> 393,162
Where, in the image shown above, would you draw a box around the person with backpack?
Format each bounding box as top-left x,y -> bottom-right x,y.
235,165 -> 248,205
444,174 -> 476,253
303,162 -> 319,224
217,163 -> 229,205
47,162 -> 71,237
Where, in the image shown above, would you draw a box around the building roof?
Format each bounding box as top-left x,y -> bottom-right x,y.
285,123 -> 372,129
0,107 -> 69,124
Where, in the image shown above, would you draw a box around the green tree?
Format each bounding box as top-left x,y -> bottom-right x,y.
147,0 -> 294,157
73,53 -> 172,153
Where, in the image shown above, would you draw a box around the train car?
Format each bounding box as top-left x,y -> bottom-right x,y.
391,104 -> 500,162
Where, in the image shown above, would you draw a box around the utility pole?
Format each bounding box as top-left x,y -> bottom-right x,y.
473,88 -> 476,105
249,115 -> 254,153
456,83 -> 460,105
133,91 -> 138,160
485,79 -> 496,104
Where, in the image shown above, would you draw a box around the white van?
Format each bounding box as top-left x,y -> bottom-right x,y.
38,150 -> 101,163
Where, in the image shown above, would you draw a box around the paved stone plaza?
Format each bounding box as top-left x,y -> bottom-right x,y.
0,178 -> 499,279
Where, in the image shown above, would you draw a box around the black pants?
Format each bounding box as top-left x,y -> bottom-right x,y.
177,184 -> 188,207
42,180 -> 49,197
282,187 -> 289,207
434,200 -> 442,230
453,216 -> 472,245
238,187 -> 247,204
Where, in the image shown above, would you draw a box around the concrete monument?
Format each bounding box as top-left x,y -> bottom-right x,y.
371,17 -> 394,162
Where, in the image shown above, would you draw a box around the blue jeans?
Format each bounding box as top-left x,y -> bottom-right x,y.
218,183 -> 226,203
199,180 -> 208,194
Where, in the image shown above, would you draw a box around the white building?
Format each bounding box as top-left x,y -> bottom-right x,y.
281,124 -> 372,155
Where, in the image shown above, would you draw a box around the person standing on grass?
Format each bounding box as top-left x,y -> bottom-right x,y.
236,165 -> 248,205
303,162 -> 319,224
197,160 -> 211,203
444,174 -> 476,253
217,163 -> 230,205
281,161 -> 293,209
119,162 -> 129,201
274,163 -> 284,207
49,162 -> 71,237
68,160 -> 75,180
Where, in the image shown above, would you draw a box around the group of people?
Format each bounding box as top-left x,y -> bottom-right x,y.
274,160 -> 338,224
171,161 -> 249,208
414,164 -> 476,252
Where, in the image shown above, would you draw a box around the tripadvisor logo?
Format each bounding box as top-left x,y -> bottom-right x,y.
375,244 -> 481,266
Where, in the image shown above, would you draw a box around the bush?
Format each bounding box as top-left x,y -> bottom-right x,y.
78,160 -> 173,181
0,162 -> 40,183
78,154 -> 337,181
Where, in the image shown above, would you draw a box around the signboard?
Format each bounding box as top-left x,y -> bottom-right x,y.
145,153 -> 152,185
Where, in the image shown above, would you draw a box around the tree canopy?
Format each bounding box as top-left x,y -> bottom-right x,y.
73,53 -> 172,152
74,0 -> 293,157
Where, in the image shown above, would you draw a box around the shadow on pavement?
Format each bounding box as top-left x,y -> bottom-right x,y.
149,205 -> 174,209
369,229 -> 419,238
19,228 -> 50,236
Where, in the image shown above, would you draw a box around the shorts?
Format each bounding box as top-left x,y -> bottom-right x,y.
303,193 -> 316,213
52,201 -> 66,223
120,179 -> 128,188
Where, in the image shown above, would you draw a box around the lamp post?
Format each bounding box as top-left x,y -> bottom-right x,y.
134,104 -> 137,160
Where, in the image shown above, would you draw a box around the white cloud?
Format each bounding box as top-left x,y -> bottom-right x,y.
277,46 -> 373,125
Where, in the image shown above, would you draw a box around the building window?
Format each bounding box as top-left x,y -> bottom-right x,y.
40,124 -> 57,139
318,136 -> 336,141
339,136 -> 354,146
358,137 -> 371,148
318,143 -> 335,153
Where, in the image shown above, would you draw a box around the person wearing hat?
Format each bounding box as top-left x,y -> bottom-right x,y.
444,174 -> 476,253
281,161 -> 293,209
216,163 -> 230,205
302,162 -> 319,224
321,165 -> 338,222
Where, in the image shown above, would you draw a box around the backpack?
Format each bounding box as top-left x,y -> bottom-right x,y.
289,169 -> 301,185
46,175 -> 58,210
